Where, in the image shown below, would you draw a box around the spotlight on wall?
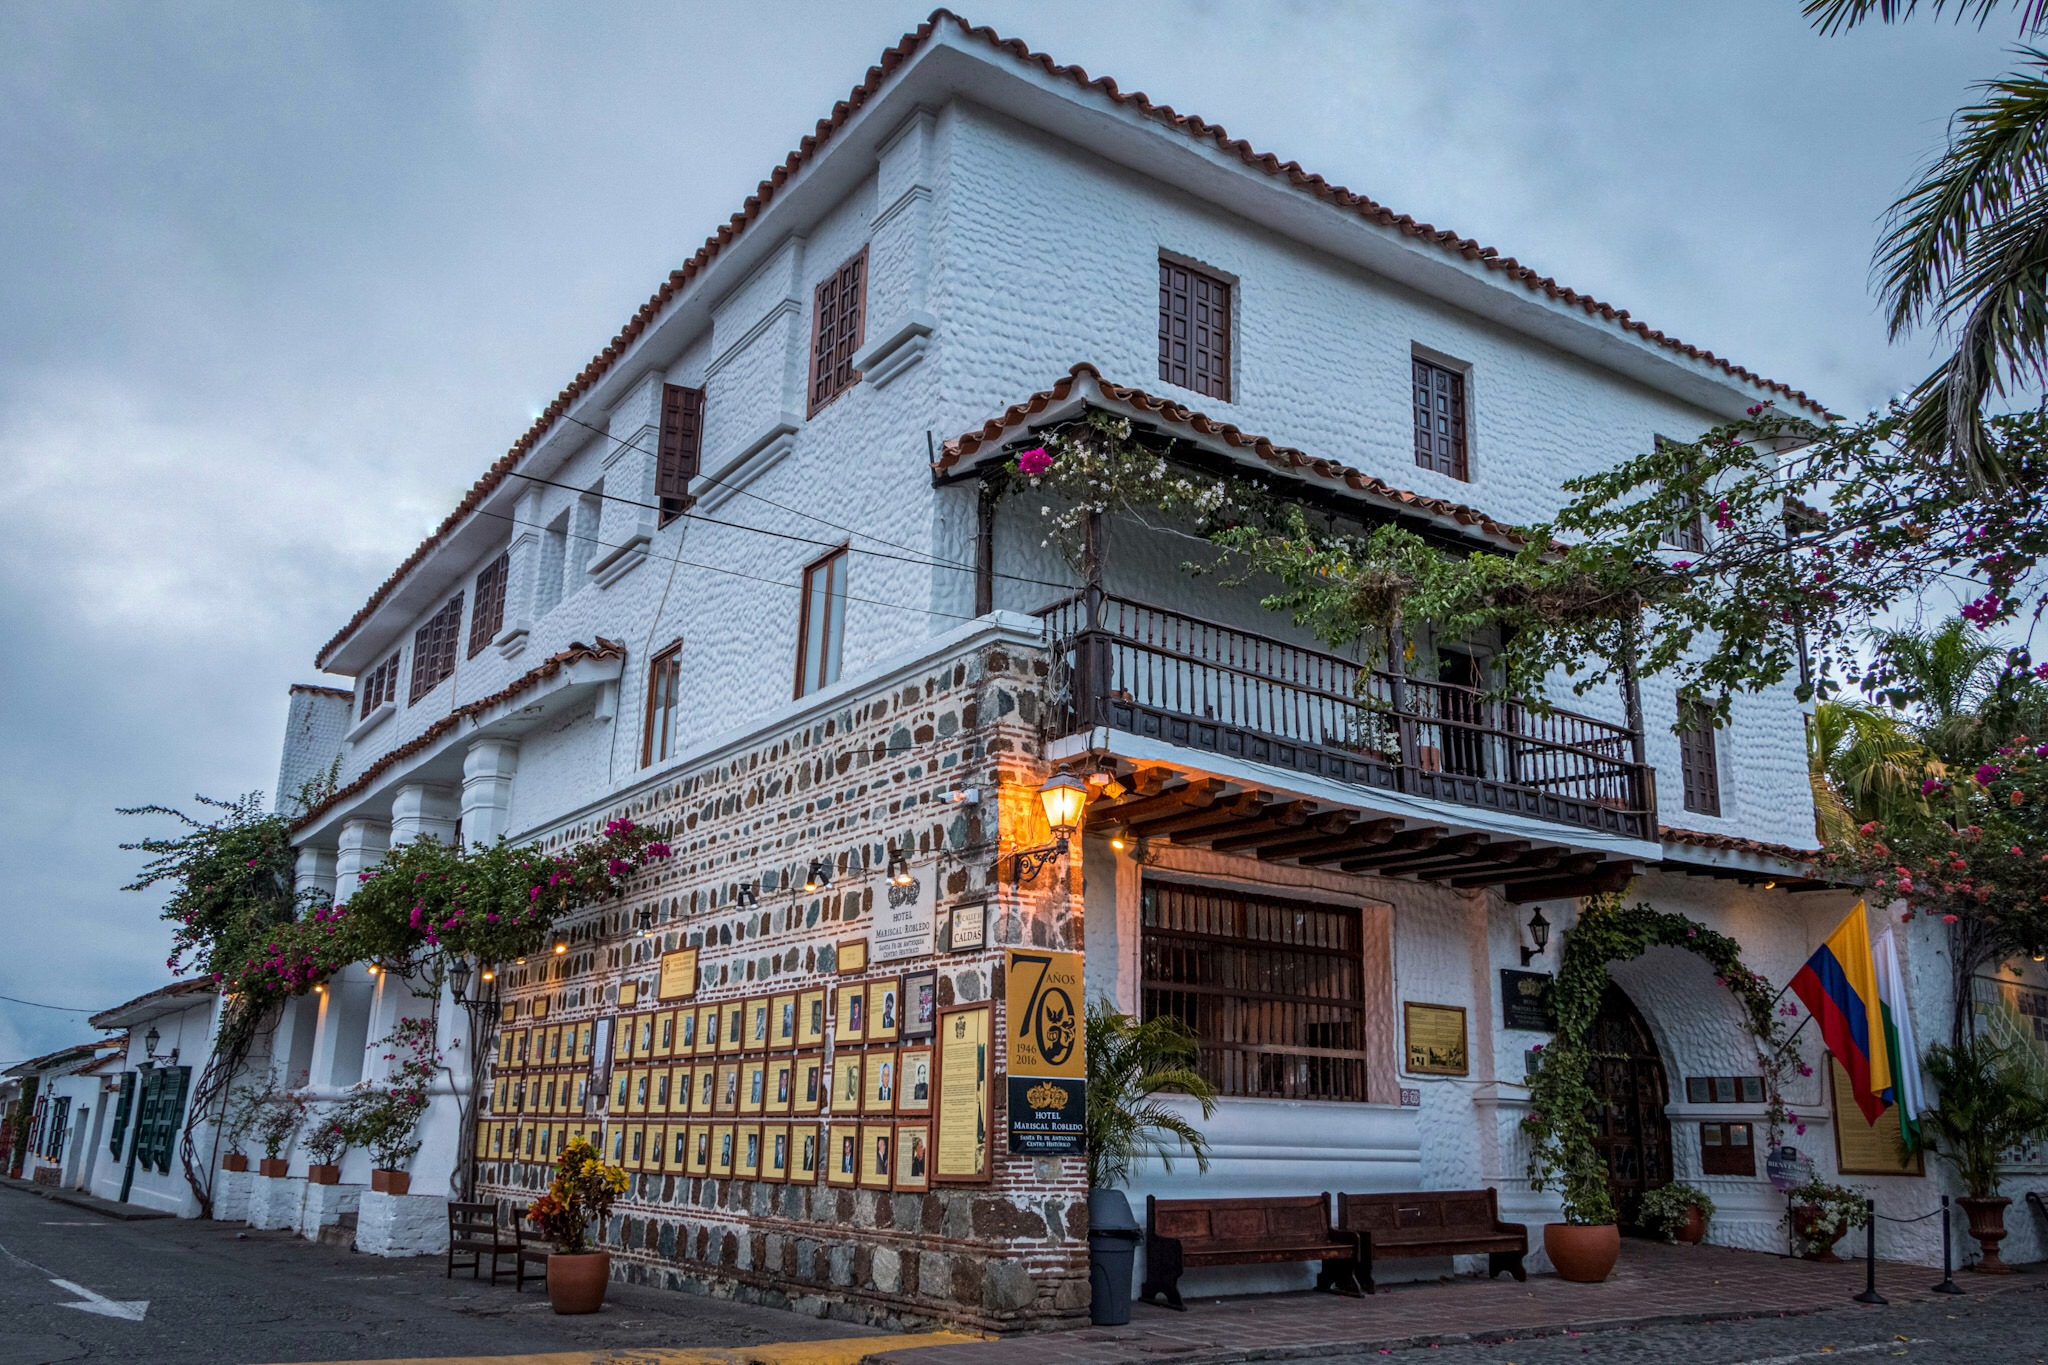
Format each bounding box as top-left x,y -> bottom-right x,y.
734,881 -> 759,908
804,859 -> 833,893
944,787 -> 981,806
887,848 -> 914,886
1520,907 -> 1551,967
553,933 -> 569,955
1109,830 -> 1128,852
635,907 -> 657,939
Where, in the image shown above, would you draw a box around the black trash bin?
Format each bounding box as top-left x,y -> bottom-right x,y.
1088,1190 -> 1143,1326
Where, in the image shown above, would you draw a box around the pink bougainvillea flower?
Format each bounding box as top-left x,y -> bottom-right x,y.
1976,763 -> 2002,786
1017,446 -> 1052,476
1942,913 -> 1960,923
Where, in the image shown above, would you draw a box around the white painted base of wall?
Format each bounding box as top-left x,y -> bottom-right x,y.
354,1191 -> 450,1257
247,1174 -> 306,1231
299,1181 -> 362,1240
212,1169 -> 251,1223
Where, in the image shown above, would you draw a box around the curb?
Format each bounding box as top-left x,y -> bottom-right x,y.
0,1176 -> 174,1221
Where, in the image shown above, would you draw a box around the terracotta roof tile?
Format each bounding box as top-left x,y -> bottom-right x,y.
1659,823 -> 1819,866
938,364 -> 1532,545
314,7 -> 1825,670
293,638 -> 626,833
290,684 -> 354,700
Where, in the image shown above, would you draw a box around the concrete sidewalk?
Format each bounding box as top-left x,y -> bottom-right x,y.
0,1173 -> 174,1220
867,1241 -> 2044,1365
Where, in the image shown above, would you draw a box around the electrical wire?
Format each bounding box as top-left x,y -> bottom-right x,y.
0,993 -> 98,1013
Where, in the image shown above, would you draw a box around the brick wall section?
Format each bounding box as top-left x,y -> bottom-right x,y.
476,636 -> 1088,1332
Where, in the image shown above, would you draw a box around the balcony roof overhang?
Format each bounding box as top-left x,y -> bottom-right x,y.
1056,727 -> 1654,903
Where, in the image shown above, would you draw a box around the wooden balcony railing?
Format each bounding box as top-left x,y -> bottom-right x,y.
1036,591 -> 1654,842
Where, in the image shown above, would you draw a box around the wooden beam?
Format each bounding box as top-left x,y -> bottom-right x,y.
1380,839 -> 1534,879
1128,792 -> 1265,839
1449,852 -> 1597,889
1093,778 -> 1225,830
1328,828 -> 1443,871
1181,803 -> 1318,850
1342,832 -> 1483,874
1504,860 -> 1639,904
1250,817 -> 1400,861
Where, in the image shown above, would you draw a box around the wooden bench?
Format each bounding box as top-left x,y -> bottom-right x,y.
1338,1188 -> 1527,1294
513,1216 -> 553,1292
446,1201 -> 516,1282
1141,1194 -> 1363,1310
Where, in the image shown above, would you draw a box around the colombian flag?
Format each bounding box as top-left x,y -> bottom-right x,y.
1789,902 -> 1893,1124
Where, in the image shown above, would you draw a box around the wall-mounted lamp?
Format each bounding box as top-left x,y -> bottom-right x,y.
2034,949 -> 2046,963
635,907 -> 657,938
1086,769 -> 1128,801
886,848 -> 914,886
552,933 -> 569,955
944,787 -> 981,806
449,956 -> 474,1004
734,881 -> 758,908
142,1025 -> 161,1067
803,859 -> 833,893
1109,829 -> 1128,852
1521,907 -> 1551,967
1010,767 -> 1089,885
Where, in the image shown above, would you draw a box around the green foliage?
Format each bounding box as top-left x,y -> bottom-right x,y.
1808,698 -> 1928,843
1084,998 -> 1218,1191
250,1085 -> 307,1160
304,1104 -> 351,1166
528,1136 -> 627,1254
1635,1181 -> 1716,1242
1919,1033 -> 2048,1196
341,1016 -> 440,1171
1783,1175 -> 1872,1254
1523,896 -> 1793,1226
121,793 -> 307,984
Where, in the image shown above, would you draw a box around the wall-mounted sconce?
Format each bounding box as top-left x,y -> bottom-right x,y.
1521,907 -> 1551,967
1010,767 -> 1089,885
635,907 -> 657,938
944,787 -> 981,806
803,859 -> 833,893
886,848 -> 914,886
734,881 -> 758,908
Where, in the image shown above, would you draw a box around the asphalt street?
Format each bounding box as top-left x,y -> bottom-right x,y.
1340,1286 -> 2048,1365
0,1182 -> 883,1365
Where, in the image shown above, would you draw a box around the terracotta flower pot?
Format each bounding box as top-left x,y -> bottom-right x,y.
221,1153 -> 249,1173
307,1164 -> 341,1186
1958,1195 -> 2013,1274
1674,1206 -> 1708,1246
1543,1223 -> 1620,1283
258,1158 -> 289,1178
1789,1205 -> 1846,1262
546,1250 -> 611,1315
370,1168 -> 411,1196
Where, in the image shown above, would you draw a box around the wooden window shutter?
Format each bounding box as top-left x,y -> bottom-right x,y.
1158,258 -> 1232,400
156,1066 -> 191,1174
657,384 -> 706,526
1678,699 -> 1722,816
108,1072 -> 135,1159
1412,357 -> 1469,480
1655,438 -> 1706,552
808,249 -> 867,416
468,553 -> 509,658
410,593 -> 465,705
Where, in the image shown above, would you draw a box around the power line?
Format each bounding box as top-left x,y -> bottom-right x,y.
0,993 -> 98,1013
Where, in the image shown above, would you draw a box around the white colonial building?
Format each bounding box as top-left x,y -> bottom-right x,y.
159,7 -> 2045,1322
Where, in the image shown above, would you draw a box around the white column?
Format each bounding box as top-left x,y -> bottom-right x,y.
332,817 -> 390,906
294,845 -> 337,907
389,783 -> 459,846
461,739 -> 520,846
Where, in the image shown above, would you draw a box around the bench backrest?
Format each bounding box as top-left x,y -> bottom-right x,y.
1149,1194 -> 1332,1245
1340,1188 -> 1500,1237
448,1201 -> 500,1236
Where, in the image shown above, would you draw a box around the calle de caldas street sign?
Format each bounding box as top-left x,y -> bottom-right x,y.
1005,948 -> 1085,1155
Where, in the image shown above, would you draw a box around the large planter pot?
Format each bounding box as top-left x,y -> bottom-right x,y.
1087,1188 -> 1141,1327
221,1153 -> 249,1173
369,1168 -> 411,1196
258,1158 -> 289,1178
1958,1195 -> 2014,1274
1789,1205 -> 1847,1262
1673,1205 -> 1708,1246
1543,1223 -> 1620,1283
546,1251 -> 611,1315
307,1164 -> 341,1186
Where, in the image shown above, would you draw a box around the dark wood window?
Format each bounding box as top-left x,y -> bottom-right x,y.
643,640 -> 683,767
133,1065 -> 190,1175
1158,257 -> 1232,400
1699,1121 -> 1756,1176
409,593 -> 464,705
359,652 -> 401,718
1141,881 -> 1368,1102
1678,698 -> 1721,816
468,552 -> 509,658
657,383 -> 705,526
108,1072 -> 135,1158
808,249 -> 866,416
1412,356 -> 1469,479
1656,438 -> 1706,552
794,547 -> 848,698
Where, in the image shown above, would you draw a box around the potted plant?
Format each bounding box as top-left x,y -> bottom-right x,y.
219,1082 -> 267,1173
528,1136 -> 627,1314
344,1018 -> 437,1196
303,1105 -> 349,1184
1784,1176 -> 1868,1261
252,1089 -> 306,1178
1637,1182 -> 1715,1245
1920,1034 -> 2048,1274
1083,1000 -> 1218,1327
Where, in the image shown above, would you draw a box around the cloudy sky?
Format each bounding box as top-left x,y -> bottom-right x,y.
0,1 -> 2018,1065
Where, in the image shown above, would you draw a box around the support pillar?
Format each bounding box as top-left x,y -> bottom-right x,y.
389,783 -> 459,847
461,739 -> 520,847
294,846 -> 337,907
333,818 -> 390,906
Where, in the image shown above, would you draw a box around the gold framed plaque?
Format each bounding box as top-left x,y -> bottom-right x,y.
658,947 -> 699,1002
1403,1001 -> 1469,1077
934,1002 -> 993,1183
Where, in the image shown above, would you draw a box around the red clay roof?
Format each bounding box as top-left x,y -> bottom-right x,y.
938,363 -> 1531,544
293,639 -> 626,833
1660,824 -> 1819,866
290,684 -> 353,700
315,7 -> 1826,671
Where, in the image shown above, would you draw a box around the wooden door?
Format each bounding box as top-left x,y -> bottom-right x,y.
1586,982 -> 1672,1228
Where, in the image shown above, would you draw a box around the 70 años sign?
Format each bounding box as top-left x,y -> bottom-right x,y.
1005,949 -> 1086,1154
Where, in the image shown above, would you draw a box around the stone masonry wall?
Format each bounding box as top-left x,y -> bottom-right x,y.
475,632 -> 1089,1331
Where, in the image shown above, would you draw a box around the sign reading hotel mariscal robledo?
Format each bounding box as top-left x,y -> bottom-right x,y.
1005,948 -> 1085,1155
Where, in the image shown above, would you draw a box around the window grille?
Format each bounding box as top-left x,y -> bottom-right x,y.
468,552 -> 508,659
1158,258 -> 1232,400
409,593 -> 464,705
809,250 -> 866,415
1412,356 -> 1469,479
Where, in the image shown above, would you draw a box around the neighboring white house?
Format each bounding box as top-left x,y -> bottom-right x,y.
156,7 -> 2043,1325
82,980 -> 222,1217
6,1038 -> 124,1192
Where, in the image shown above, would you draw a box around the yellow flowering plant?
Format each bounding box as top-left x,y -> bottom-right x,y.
528,1137 -> 627,1254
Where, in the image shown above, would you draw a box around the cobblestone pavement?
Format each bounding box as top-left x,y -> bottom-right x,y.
1323,1287 -> 2048,1364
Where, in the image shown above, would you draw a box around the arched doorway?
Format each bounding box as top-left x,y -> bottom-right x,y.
1586,981 -> 1672,1229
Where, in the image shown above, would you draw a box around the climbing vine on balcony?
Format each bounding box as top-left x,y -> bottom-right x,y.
1522,895 -> 1798,1226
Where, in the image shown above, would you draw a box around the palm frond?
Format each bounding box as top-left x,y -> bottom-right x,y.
1806,0 -> 2048,35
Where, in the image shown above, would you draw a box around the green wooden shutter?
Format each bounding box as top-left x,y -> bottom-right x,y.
108,1073 -> 135,1159
150,1068 -> 191,1174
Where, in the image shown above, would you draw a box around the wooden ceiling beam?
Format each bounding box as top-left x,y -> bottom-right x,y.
1382,839 -> 1535,879
1091,778 -> 1226,829
1448,852 -> 1599,889
1328,828 -> 1443,871
1128,792 -> 1266,839
1177,802 -> 1319,849
1504,860 -> 1640,904
1341,832 -> 1483,873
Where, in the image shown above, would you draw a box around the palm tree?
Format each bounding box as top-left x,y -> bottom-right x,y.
1084,999 -> 1217,1191
1804,0 -> 2048,488
1865,618 -> 2006,763
1807,697 -> 1928,841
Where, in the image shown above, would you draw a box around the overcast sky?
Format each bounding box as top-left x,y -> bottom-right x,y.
0,1 -> 2019,1066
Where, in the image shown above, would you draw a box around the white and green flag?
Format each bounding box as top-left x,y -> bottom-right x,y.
1874,927 -> 1924,1152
